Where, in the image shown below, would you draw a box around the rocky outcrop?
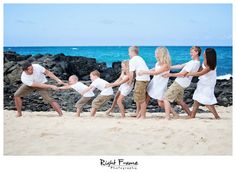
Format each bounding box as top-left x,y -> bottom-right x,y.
4,51 -> 232,113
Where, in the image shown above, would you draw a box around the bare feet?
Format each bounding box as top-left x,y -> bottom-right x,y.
105,109 -> 113,116
215,116 -> 221,120
16,112 -> 22,117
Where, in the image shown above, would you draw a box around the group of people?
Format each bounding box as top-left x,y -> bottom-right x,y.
13,46 -> 220,120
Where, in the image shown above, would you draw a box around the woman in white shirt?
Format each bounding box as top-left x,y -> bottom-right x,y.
105,60 -> 133,118
187,48 -> 220,119
138,47 -> 178,117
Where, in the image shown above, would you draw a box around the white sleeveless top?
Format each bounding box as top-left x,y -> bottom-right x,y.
147,63 -> 170,100
118,74 -> 134,97
193,63 -> 217,105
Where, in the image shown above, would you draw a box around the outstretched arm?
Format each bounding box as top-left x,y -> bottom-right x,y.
170,63 -> 186,70
31,83 -> 58,90
81,85 -> 94,96
58,85 -> 72,90
187,67 -> 211,77
106,75 -> 129,88
138,64 -> 170,76
163,71 -> 189,78
44,69 -> 66,85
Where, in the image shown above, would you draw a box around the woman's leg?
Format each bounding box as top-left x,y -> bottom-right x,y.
190,100 -> 200,118
205,105 -> 220,119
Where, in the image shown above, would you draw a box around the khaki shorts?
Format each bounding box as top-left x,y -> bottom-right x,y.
164,81 -> 184,103
75,96 -> 93,110
14,84 -> 55,103
134,81 -> 149,103
92,95 -> 113,109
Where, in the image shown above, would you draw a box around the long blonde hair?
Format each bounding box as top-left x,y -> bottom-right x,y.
155,47 -> 171,66
121,60 -> 129,75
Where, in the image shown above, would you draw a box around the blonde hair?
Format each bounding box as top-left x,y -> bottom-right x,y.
156,47 -> 171,66
121,60 -> 129,75
129,46 -> 139,55
69,75 -> 78,81
191,46 -> 201,56
90,70 -> 100,77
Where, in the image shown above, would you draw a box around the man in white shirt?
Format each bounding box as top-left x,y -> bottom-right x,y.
14,61 -> 65,117
163,46 -> 201,119
59,75 -> 95,117
81,70 -> 113,117
128,46 -> 150,119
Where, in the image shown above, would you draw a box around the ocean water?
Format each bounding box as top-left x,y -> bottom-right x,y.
4,46 -> 232,77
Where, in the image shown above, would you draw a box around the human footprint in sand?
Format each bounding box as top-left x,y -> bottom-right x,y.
186,48 -> 220,119
105,60 -> 134,118
14,61 -> 65,117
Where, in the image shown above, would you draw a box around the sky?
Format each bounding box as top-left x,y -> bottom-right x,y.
4,4 -> 232,46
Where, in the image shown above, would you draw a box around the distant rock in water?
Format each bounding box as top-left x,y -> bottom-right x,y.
3,51 -> 232,113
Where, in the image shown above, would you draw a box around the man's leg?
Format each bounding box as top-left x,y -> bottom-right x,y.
14,96 -> 23,117
139,100 -> 147,119
163,99 -> 171,119
50,101 -> 63,116
14,84 -> 34,117
39,89 -> 63,116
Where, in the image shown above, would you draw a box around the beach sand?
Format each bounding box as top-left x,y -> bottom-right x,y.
4,106 -> 232,155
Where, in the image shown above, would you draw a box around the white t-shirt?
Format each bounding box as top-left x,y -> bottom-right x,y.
91,78 -> 114,96
70,82 -> 95,97
175,60 -> 200,88
129,56 -> 150,81
21,64 -> 47,86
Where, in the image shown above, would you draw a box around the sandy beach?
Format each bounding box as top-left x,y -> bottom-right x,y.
4,106 -> 232,155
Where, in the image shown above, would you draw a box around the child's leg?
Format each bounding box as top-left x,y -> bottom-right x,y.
190,100 -> 200,118
90,108 -> 97,117
139,101 -> 147,119
117,94 -> 125,118
177,100 -> 191,116
76,108 -> 81,117
135,102 -> 141,117
158,100 -> 179,118
146,94 -> 151,105
163,99 -> 171,119
205,105 -> 220,119
106,91 -> 120,115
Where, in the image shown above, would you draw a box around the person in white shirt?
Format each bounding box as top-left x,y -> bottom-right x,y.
14,61 -> 65,117
163,46 -> 201,119
187,48 -> 220,119
81,70 -> 113,117
138,47 -> 178,118
105,60 -> 134,118
59,75 -> 95,117
127,46 -> 150,119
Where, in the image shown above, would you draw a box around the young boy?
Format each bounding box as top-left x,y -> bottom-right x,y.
59,75 -> 95,117
81,70 -> 114,117
163,46 -> 201,119
128,46 -> 150,119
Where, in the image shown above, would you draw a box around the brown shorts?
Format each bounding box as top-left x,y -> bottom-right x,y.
14,84 -> 55,103
92,95 -> 113,109
75,96 -> 93,110
164,81 -> 184,103
134,81 -> 149,103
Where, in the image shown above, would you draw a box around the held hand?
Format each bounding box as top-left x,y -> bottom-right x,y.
137,71 -> 144,76
51,85 -> 59,91
162,73 -> 170,78
105,83 -> 112,88
57,79 -> 65,85
185,73 -> 191,77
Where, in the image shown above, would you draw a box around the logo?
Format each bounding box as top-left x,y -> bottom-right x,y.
100,159 -> 138,170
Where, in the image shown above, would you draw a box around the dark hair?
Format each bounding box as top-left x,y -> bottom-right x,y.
205,48 -> 217,70
21,61 -> 32,71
